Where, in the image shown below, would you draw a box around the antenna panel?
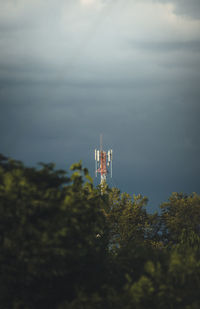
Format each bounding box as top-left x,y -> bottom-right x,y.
97,150 -> 100,162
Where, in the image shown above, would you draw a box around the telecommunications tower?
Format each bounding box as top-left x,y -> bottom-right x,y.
95,135 -> 113,188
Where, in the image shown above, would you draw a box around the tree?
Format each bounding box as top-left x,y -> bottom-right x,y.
1,154 -> 200,309
160,192 -> 200,247
105,188 -> 161,249
0,156 -> 108,308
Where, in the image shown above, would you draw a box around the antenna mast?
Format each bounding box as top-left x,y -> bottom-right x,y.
95,135 -> 113,193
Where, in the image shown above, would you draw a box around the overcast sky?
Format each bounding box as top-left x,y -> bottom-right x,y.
0,0 -> 200,211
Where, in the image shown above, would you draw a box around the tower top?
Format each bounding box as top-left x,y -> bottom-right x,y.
95,136 -> 113,191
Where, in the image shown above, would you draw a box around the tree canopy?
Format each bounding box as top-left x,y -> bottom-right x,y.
0,154 -> 200,308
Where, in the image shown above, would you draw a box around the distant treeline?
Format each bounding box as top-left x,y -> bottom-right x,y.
0,153 -> 200,309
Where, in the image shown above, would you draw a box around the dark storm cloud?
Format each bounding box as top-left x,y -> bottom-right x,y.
0,0 -> 200,210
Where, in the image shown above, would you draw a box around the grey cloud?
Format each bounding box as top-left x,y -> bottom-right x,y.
156,0 -> 200,19
131,40 -> 200,53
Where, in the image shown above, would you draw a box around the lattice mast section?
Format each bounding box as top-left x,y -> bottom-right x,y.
95,135 -> 113,188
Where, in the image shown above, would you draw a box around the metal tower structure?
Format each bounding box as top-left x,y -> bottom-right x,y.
95,135 -> 113,189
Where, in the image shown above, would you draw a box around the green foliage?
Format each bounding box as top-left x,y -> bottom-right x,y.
106,188 -> 161,249
0,155 -> 108,308
1,154 -> 200,308
160,192 -> 200,247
